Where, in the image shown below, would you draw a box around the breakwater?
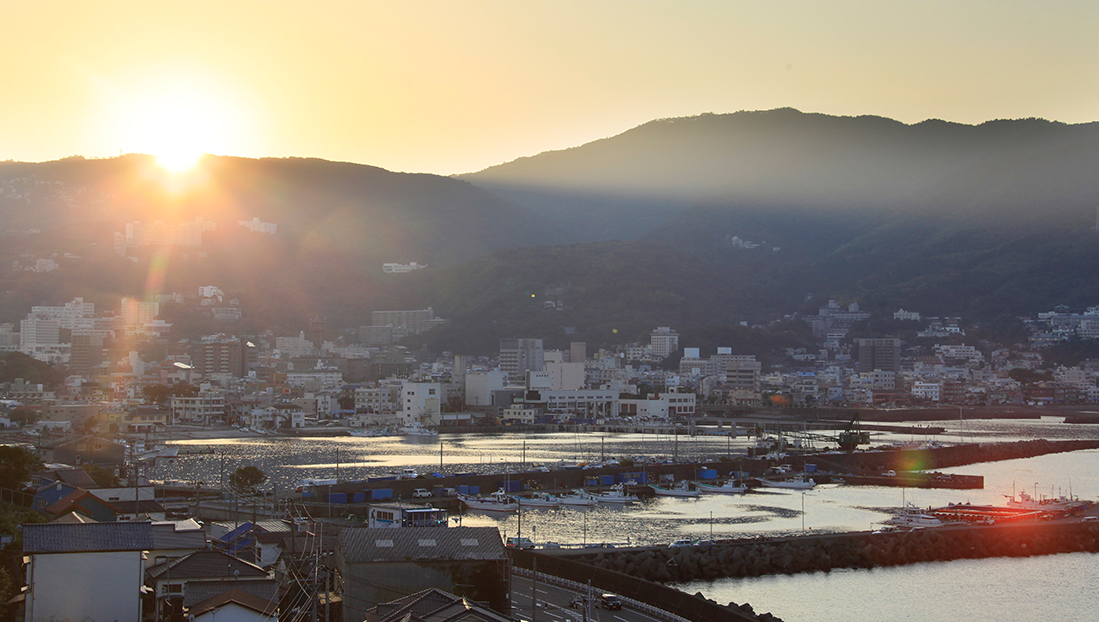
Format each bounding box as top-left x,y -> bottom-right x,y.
558,521 -> 1099,584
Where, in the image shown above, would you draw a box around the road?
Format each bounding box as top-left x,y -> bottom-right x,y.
509,571 -> 677,622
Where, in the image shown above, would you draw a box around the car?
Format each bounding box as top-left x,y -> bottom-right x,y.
1082,516 -> 1098,522
598,594 -> 623,610
695,539 -> 716,547
569,597 -> 584,610
669,538 -> 693,548
411,488 -> 432,499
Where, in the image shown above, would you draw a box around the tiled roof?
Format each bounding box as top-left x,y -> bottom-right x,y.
150,522 -> 207,550
339,527 -> 504,564
184,580 -> 279,608
48,512 -> 96,524
43,489 -> 121,517
112,499 -> 167,514
371,588 -> 512,622
187,586 -> 278,618
146,550 -> 269,581
23,522 -> 154,554
36,468 -> 98,488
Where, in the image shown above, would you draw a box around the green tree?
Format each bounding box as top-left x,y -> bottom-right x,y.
228,466 -> 267,494
0,446 -> 42,492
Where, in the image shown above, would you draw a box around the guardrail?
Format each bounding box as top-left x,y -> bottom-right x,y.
514,566 -> 691,622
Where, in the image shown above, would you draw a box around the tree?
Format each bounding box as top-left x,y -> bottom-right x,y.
228,466 -> 267,494
0,446 -> 42,492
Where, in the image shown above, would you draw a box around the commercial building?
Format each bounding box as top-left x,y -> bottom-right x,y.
499,338 -> 543,383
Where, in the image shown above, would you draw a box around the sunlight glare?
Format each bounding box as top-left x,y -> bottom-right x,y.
117,76 -> 243,172
147,106 -> 207,172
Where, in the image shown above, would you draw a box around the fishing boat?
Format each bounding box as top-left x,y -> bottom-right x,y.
595,483 -> 639,504
400,423 -> 439,437
758,474 -> 816,490
696,479 -> 748,494
1005,490 -> 1091,516
883,502 -> 945,529
459,489 -> 519,513
348,427 -> 389,437
651,480 -> 701,498
557,489 -> 598,507
387,467 -> 419,480
518,492 -> 560,508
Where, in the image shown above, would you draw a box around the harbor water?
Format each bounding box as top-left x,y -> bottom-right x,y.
153,416 -> 1099,621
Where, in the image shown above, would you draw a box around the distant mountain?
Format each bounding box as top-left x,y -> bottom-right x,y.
463,108 -> 1099,241
0,155 -> 556,330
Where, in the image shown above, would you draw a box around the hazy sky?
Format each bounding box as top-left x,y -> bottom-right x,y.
3,1 -> 1096,174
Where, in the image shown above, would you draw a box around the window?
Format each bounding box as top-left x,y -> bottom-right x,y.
168,584 -> 183,594
77,444 -> 86,451
94,444 -> 103,451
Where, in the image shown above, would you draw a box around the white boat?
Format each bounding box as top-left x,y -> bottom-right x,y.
595,483 -> 639,504
557,489 -> 598,507
459,489 -> 519,513
1005,490 -> 1091,515
518,492 -> 560,508
651,481 -> 701,498
349,427 -> 389,437
884,503 -> 945,528
400,423 -> 439,436
387,467 -> 418,480
696,480 -> 748,494
759,475 -> 816,490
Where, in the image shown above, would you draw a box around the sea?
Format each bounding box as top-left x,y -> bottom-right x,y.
155,415 -> 1099,622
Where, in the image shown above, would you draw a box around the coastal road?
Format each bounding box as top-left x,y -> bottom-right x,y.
509,571 -> 680,622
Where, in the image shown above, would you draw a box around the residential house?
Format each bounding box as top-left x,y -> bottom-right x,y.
336,526 -> 508,622
366,588 -> 513,622
188,587 -> 278,622
21,522 -> 153,622
38,435 -> 127,467
146,549 -> 274,622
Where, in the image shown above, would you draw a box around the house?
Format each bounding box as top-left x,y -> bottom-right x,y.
187,586 -> 278,622
146,549 -> 274,622
21,522 -> 153,622
365,588 -> 513,622
148,519 -> 208,566
43,489 -> 123,522
336,526 -> 509,622
37,434 -> 126,466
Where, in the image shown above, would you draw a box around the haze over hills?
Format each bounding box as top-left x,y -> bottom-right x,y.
0,155 -> 556,331
464,108 -> 1099,241
2,109 -> 1097,354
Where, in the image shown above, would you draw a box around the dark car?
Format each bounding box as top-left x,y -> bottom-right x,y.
599,594 -> 623,610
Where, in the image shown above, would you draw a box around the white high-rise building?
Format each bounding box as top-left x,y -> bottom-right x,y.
499,338 -> 544,384
649,327 -> 679,359
120,297 -> 159,327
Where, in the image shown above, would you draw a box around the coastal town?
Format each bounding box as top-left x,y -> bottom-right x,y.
0,290 -> 1098,622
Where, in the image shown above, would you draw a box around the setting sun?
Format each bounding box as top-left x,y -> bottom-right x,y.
145,106 -> 207,171
115,74 -> 245,172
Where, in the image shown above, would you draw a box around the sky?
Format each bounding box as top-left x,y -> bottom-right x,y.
2,1 -> 1097,175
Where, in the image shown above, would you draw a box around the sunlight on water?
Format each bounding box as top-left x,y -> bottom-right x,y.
673,552 -> 1099,622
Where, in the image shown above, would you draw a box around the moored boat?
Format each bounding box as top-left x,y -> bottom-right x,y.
400,422 -> 439,436
883,502 -> 946,529
595,483 -> 639,504
759,474 -> 816,490
518,492 -> 561,508
651,480 -> 701,498
459,489 -> 519,513
557,489 -> 598,507
696,479 -> 748,494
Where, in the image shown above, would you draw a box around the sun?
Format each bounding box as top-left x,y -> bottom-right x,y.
141,106 -> 209,172
117,76 -> 244,172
